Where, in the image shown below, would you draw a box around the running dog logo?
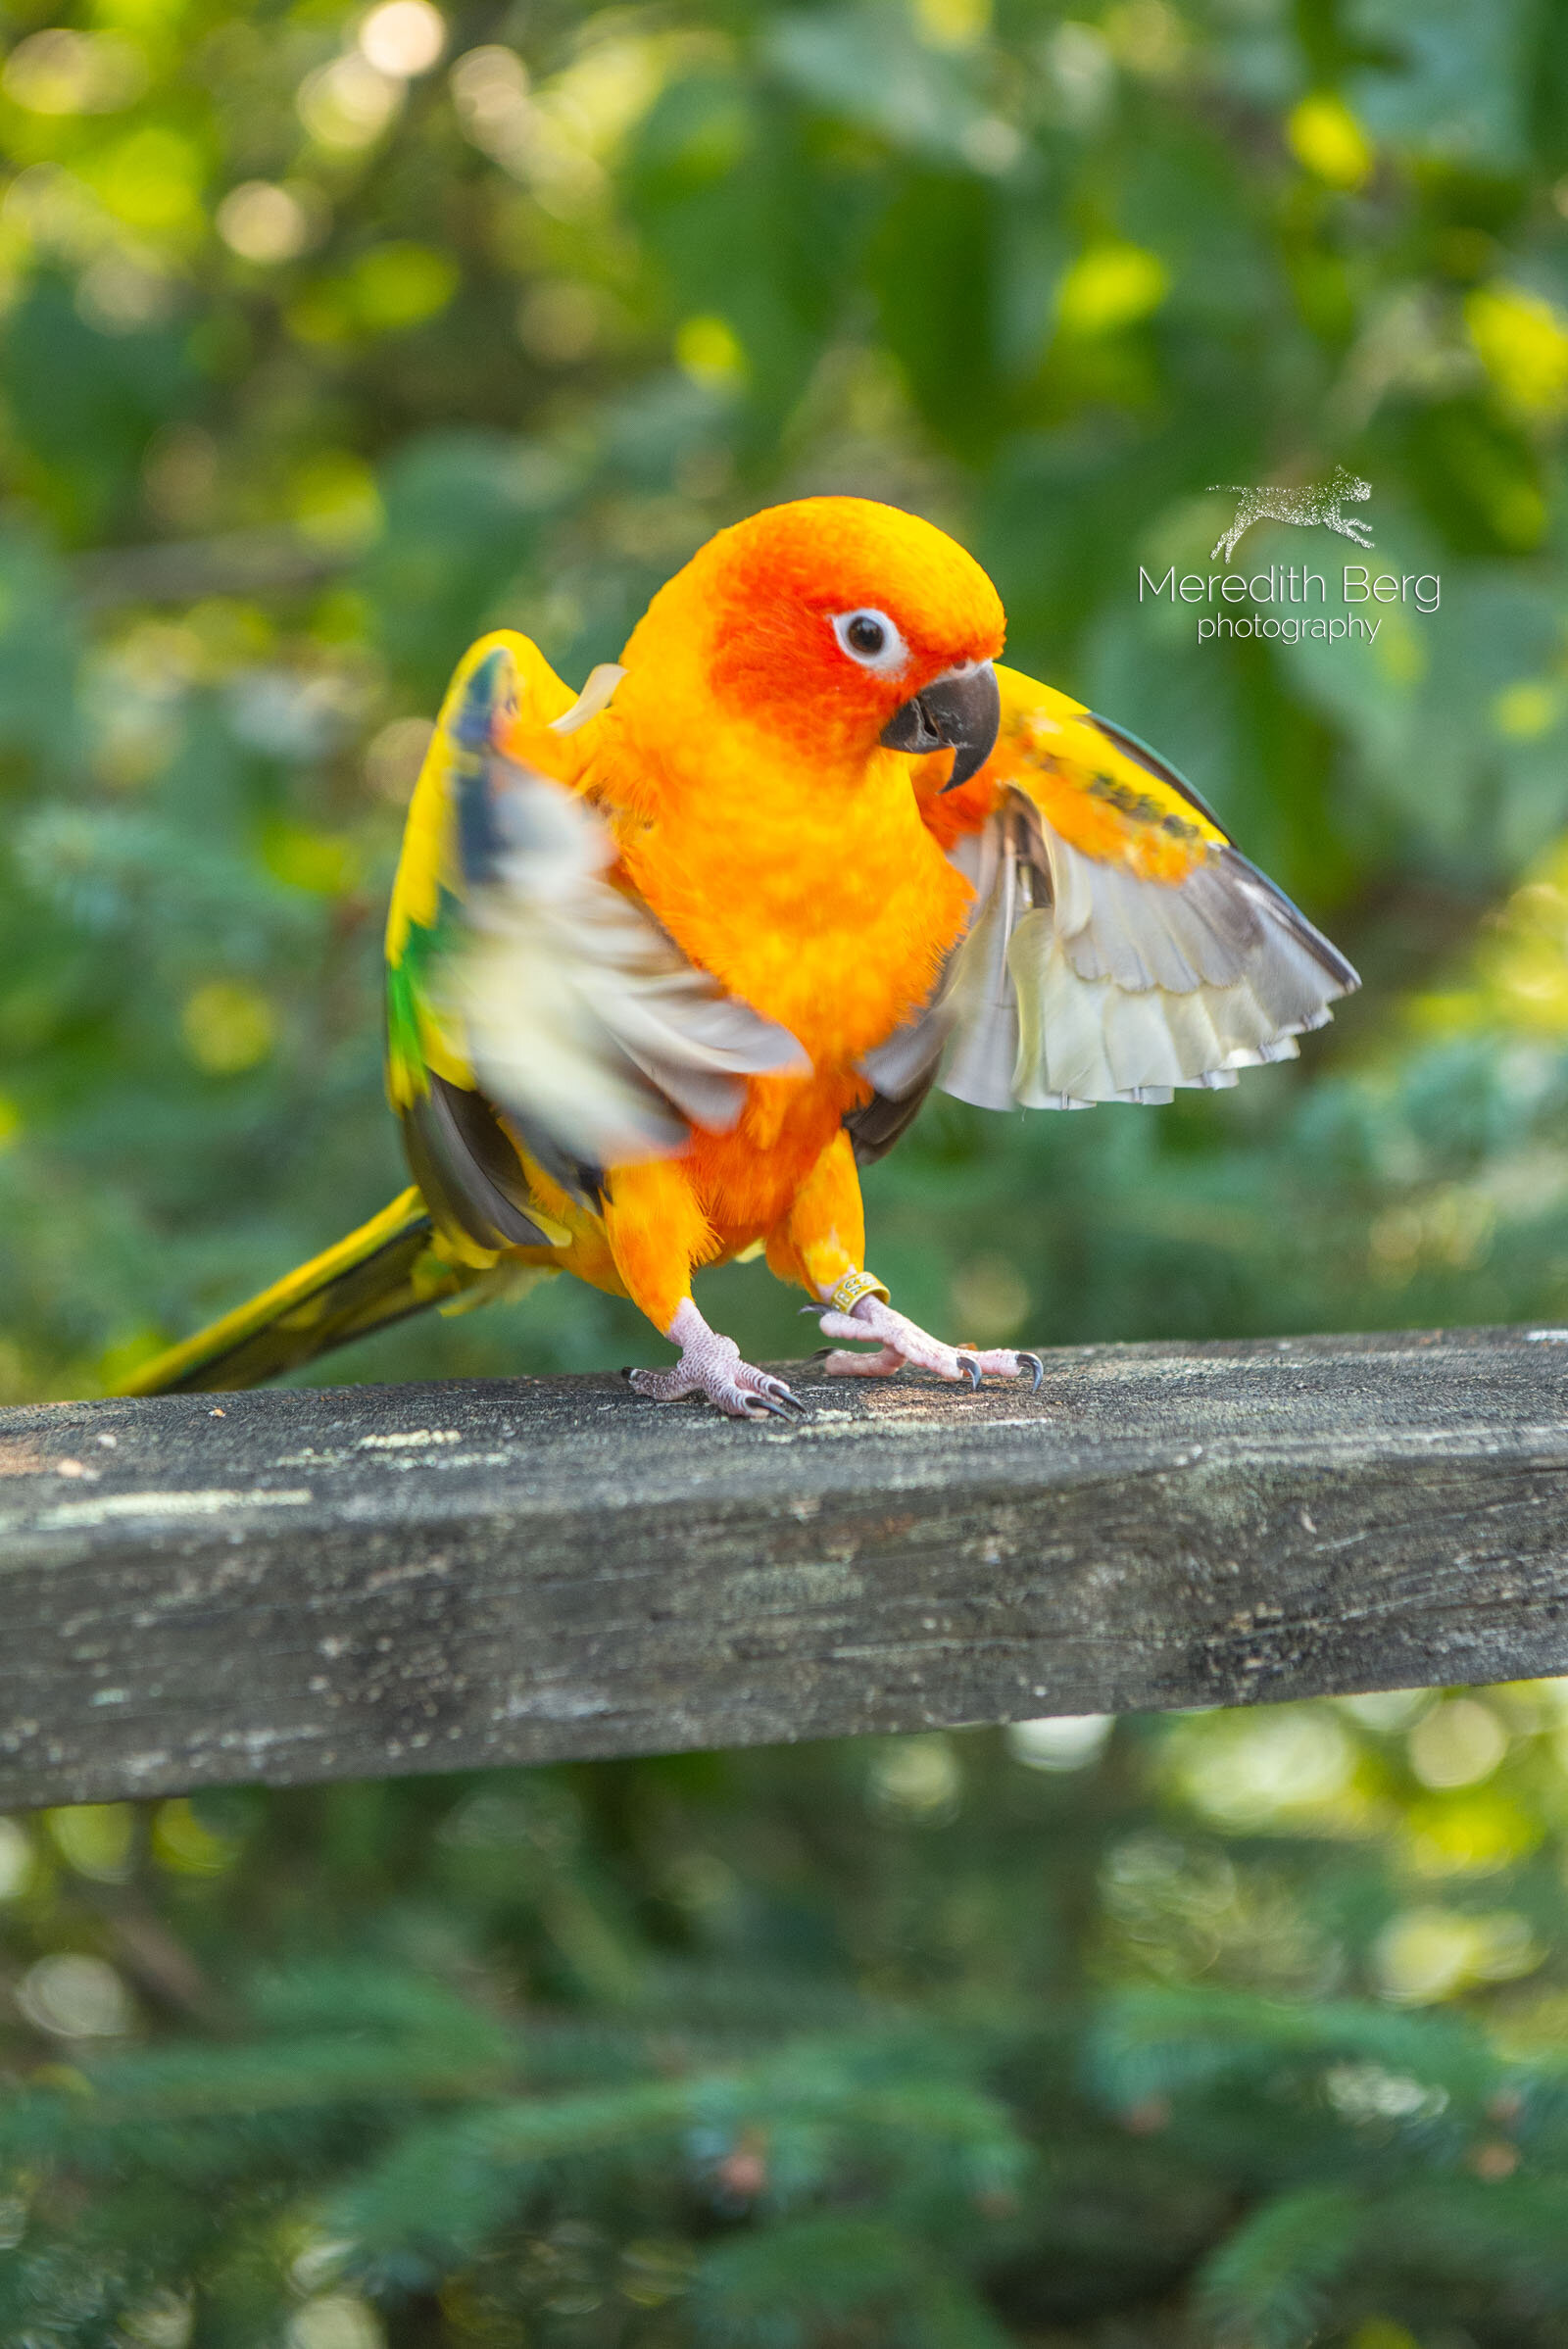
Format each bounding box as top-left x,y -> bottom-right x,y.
1208,466 -> 1374,563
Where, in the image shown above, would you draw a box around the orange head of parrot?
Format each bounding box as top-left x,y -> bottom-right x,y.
619,495 -> 1006,791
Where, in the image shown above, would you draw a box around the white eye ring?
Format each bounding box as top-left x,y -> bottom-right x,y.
831,608 -> 909,675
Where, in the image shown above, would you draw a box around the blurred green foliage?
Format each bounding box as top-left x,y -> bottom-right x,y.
6,0 -> 1568,2338
14,1694 -> 1568,2345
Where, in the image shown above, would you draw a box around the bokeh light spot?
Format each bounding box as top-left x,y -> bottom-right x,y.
3,27 -> 147,115
868,1735 -> 961,1821
359,1 -> 445,78
181,980 -> 276,1075
0,1819 -> 32,1899
45,1803 -> 135,1882
1171,1706 -> 1359,1829
910,0 -> 991,51
1008,1715 -> 1113,1771
1055,242 -> 1169,337
1467,281 -> 1568,420
1492,679 -> 1560,740
1287,93 -> 1374,190
349,241 -> 458,332
675,313 -> 746,387
217,181 -> 316,265
152,1796 -> 241,1876
19,1952 -> 136,2038
1375,1906 -> 1540,2004
1407,1698 -> 1508,1789
298,54 -> 402,149
286,2296 -> 384,2349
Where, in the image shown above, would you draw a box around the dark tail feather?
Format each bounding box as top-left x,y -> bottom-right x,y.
117,1189 -> 472,1395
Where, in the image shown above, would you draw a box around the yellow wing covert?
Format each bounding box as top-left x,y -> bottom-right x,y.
855,663 -> 1358,1146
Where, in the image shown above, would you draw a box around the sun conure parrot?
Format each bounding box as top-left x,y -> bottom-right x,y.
122,497 -> 1358,1418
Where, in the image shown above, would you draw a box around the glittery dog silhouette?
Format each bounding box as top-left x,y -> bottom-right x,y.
1207,467 -> 1374,563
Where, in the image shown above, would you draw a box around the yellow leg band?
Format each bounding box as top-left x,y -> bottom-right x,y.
827,1269 -> 891,1314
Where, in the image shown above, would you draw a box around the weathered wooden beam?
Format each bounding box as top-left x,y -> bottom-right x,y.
2,1325 -> 1566,1811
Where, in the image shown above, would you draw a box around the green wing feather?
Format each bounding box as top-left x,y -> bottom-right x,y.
382,633 -> 808,1255
383,638 -> 575,1260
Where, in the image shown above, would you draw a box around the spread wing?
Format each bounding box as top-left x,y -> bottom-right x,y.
385,632 -> 808,1258
852,663 -> 1358,1157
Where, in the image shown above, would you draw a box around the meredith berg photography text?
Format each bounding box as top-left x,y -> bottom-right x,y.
1140,563 -> 1441,645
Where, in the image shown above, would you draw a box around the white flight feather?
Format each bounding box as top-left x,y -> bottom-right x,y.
930,791 -> 1355,1112
430,763 -> 808,1166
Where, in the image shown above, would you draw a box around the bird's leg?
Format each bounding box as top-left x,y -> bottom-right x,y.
774,1132 -> 1041,1393
605,1158 -> 805,1421
808,1282 -> 1044,1392
624,1297 -> 806,1421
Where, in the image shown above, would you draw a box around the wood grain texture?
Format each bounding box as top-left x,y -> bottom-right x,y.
2,1326 -> 1567,1811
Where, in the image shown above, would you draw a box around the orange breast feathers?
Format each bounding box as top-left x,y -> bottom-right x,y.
501,499 -> 1005,1084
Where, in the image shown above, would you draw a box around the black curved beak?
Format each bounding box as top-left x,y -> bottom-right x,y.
880,661 -> 1001,793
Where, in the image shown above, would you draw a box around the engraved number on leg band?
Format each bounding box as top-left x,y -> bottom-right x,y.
827,1269 -> 892,1314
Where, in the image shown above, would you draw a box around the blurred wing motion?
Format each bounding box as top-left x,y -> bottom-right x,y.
385,635 -> 808,1259
854,662 -> 1358,1155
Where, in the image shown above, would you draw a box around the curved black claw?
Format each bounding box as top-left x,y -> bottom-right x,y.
799,1303 -> 827,1317
956,1352 -> 982,1391
619,1366 -> 635,1382
748,1386 -> 808,1421
1020,1351 -> 1045,1393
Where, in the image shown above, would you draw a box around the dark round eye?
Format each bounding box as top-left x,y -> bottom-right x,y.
831,607 -> 907,671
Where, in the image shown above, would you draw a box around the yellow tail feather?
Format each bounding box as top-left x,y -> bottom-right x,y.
117,1189 -> 474,1396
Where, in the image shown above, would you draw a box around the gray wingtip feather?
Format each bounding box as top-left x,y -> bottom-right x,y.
929,800 -> 1358,1116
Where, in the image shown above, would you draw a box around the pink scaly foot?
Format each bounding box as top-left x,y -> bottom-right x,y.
805,1293 -> 1044,1391
625,1298 -> 807,1421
